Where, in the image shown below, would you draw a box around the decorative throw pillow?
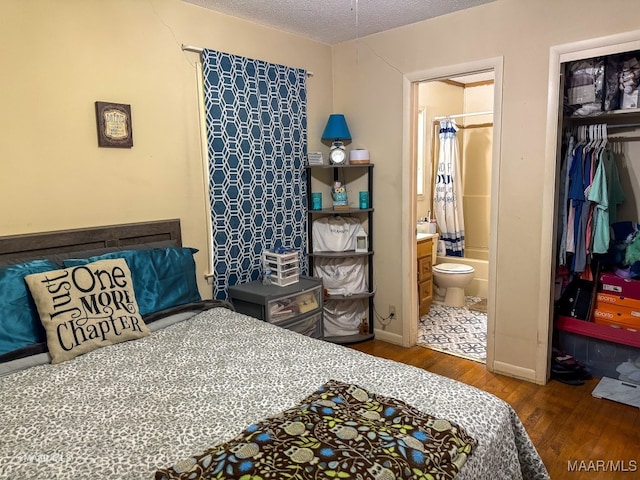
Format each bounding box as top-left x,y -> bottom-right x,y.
24,258 -> 150,364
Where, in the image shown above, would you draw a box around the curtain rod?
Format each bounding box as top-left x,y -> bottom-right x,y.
182,44 -> 204,53
432,110 -> 493,121
181,44 -> 314,76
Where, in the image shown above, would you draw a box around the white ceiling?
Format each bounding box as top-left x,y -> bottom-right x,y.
183,0 -> 498,45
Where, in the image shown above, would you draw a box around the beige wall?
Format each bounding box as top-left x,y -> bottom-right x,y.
331,0 -> 640,381
0,0 -> 333,298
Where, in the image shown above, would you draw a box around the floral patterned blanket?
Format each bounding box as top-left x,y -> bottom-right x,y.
156,379 -> 476,480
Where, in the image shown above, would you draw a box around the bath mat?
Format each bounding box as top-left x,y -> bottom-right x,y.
418,297 -> 487,363
468,298 -> 487,313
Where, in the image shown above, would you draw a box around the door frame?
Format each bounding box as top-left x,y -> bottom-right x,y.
401,57 -> 504,373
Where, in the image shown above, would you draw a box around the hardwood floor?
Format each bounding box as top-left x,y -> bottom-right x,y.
349,340 -> 640,480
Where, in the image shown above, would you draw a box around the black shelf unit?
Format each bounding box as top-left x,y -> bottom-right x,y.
305,163 -> 375,344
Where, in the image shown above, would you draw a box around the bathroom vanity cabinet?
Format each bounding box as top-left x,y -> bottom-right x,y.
417,236 -> 434,316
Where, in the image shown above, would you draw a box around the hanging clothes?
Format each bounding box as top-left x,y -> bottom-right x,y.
559,124 -> 626,275
558,132 -> 574,266
433,119 -> 465,256
588,147 -> 611,254
603,148 -> 625,225
567,141 -> 589,273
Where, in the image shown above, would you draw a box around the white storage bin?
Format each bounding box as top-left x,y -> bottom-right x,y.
312,216 -> 361,252
314,256 -> 367,296
323,298 -> 367,337
263,250 -> 300,286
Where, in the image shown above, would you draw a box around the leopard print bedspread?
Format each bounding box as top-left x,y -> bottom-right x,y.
0,308 -> 549,479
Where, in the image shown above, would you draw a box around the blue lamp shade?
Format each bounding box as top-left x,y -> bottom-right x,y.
321,114 -> 352,141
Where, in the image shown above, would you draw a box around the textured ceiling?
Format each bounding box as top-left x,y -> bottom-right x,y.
183,0 -> 498,45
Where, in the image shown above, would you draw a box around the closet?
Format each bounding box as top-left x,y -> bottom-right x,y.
553,47 -> 640,384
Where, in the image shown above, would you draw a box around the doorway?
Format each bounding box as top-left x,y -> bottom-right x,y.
401,57 -> 503,373
416,73 -> 493,362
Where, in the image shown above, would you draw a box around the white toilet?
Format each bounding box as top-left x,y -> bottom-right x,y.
432,263 -> 475,308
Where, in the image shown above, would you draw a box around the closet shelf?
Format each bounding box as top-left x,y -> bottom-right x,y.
565,107 -> 640,126
555,315 -> 640,348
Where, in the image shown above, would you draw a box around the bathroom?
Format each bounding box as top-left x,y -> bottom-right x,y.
416,73 -> 494,302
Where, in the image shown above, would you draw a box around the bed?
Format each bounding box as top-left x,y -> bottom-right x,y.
0,219 -> 549,480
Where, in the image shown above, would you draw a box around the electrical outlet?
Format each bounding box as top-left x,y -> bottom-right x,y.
389,305 -> 396,318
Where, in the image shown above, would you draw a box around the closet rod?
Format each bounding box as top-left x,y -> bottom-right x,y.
181,44 -> 314,76
607,123 -> 640,130
433,110 -> 493,121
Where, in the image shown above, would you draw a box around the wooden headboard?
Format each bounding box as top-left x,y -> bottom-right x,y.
0,219 -> 182,264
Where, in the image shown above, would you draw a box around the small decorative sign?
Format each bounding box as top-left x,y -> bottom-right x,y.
95,101 -> 133,148
307,152 -> 324,165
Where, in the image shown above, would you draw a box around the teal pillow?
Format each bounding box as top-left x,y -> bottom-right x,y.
64,248 -> 201,316
0,259 -> 59,356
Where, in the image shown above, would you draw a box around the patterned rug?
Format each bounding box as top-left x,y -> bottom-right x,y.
418,297 -> 487,363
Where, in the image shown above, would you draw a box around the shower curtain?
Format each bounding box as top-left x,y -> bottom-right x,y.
433,119 -> 465,256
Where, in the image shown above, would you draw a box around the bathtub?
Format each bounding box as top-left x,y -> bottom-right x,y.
435,255 -> 488,298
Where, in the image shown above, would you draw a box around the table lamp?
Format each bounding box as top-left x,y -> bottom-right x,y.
322,114 -> 351,164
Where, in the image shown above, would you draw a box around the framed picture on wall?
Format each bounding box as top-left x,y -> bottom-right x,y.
95,101 -> 133,148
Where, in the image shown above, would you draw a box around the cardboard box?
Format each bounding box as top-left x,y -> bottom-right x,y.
596,292 -> 640,311
600,273 -> 640,300
593,303 -> 640,331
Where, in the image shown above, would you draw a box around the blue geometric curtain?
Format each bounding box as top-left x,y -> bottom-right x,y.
202,49 -> 308,299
